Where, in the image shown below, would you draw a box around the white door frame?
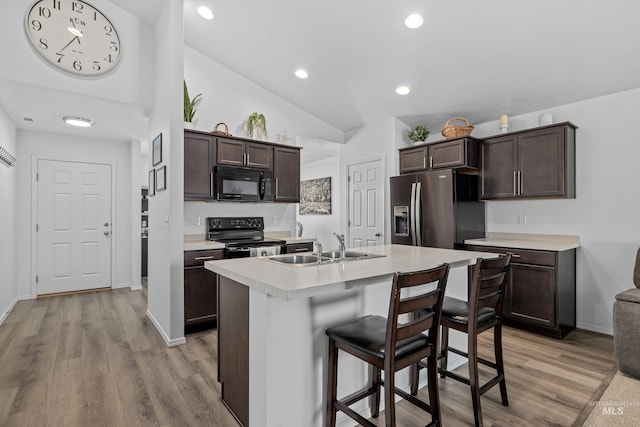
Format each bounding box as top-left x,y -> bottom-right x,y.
30,154 -> 117,298
345,155 -> 386,247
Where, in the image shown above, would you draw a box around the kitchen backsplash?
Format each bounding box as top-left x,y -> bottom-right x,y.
183,201 -> 297,236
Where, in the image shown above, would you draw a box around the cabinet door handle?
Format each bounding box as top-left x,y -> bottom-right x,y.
210,172 -> 214,197
499,253 -> 521,258
293,247 -> 308,252
246,152 -> 250,165
423,156 -> 426,169
275,177 -> 279,199
513,171 -> 517,196
517,170 -> 522,196
429,156 -> 433,169
194,256 -> 218,261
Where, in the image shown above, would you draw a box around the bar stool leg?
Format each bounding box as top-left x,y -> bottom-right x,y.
439,325 -> 449,377
494,324 -> 509,406
370,366 -> 381,418
468,329 -> 483,427
410,362 -> 419,396
326,338 -> 338,427
383,366 -> 396,427
426,354 -> 441,425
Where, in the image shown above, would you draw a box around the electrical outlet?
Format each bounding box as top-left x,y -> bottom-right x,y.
194,216 -> 201,226
272,215 -> 278,224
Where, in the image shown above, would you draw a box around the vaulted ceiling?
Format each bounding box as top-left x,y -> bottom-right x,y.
3,0 -> 640,140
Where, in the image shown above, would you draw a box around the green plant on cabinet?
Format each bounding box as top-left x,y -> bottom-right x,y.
408,125 -> 430,143
184,80 -> 202,123
247,112 -> 268,140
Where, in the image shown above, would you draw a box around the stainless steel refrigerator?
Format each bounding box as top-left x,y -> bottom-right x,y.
390,169 -> 485,249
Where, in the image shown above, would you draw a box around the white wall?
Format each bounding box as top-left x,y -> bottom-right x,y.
184,45 -> 343,143
298,156 -> 341,248
342,117 -> 406,244
145,0 -> 185,346
469,88 -> 640,334
0,0 -> 154,110
0,106 -> 17,323
14,130 -> 133,298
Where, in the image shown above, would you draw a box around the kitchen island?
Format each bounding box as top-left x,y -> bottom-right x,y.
205,244 -> 496,427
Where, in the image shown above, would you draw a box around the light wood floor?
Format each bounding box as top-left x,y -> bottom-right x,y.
0,287 -> 615,426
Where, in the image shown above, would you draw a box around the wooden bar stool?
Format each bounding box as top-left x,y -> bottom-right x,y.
325,264 -> 450,427
431,254 -> 512,427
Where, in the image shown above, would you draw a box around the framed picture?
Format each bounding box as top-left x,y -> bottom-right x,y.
156,165 -> 167,192
299,177 -> 332,215
148,169 -> 155,196
152,133 -> 162,166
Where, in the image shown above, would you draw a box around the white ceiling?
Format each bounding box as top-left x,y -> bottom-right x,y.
182,0 -> 640,133
2,0 -> 640,142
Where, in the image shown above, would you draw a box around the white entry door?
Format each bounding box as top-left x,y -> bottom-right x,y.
36,160 -> 112,295
347,159 -> 384,248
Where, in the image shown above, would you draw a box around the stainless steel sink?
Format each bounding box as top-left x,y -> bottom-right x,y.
263,250 -> 385,267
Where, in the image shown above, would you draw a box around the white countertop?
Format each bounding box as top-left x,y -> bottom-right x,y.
465,232 -> 580,251
205,244 -> 497,300
282,236 -> 316,244
184,240 -> 226,251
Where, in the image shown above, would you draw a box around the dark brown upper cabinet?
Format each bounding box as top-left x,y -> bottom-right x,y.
273,146 -> 300,202
217,137 -> 273,170
480,122 -> 576,200
399,137 -> 480,174
184,130 -> 216,200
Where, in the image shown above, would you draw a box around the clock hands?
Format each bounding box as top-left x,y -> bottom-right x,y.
59,35 -> 81,53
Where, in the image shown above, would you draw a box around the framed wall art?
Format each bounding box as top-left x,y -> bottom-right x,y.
156,165 -> 167,192
299,176 -> 331,215
152,133 -> 162,166
148,169 -> 156,196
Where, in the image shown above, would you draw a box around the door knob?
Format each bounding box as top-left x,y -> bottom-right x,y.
104,222 -> 109,227
375,233 -> 381,237
104,231 -> 110,236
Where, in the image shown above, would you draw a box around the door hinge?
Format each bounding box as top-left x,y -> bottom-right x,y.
348,220 -> 351,226
347,175 -> 351,182
36,224 -> 39,232
36,173 -> 39,181
36,275 -> 39,284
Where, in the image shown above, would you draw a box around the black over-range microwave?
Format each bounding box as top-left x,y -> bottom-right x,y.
213,165 -> 275,202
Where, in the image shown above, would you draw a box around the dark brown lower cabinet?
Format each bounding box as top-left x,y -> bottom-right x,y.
184,249 -> 223,331
466,244 -> 576,339
283,241 -> 314,253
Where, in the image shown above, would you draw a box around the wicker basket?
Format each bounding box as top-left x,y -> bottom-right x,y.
441,117 -> 474,139
212,122 -> 232,136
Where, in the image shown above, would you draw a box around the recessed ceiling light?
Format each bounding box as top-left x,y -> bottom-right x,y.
396,86 -> 410,95
63,116 -> 94,127
197,6 -> 215,20
295,69 -> 308,79
404,14 -> 424,29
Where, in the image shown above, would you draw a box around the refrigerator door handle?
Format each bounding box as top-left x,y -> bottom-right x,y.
410,182 -> 417,245
415,181 -> 422,246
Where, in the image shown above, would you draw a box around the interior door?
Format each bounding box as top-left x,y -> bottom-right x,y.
347,159 -> 383,248
36,160 -> 112,295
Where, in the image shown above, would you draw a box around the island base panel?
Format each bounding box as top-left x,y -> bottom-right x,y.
218,276 -> 249,426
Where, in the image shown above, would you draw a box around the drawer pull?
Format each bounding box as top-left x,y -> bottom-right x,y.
195,256 -> 218,261
500,253 -> 521,258
293,247 -> 308,252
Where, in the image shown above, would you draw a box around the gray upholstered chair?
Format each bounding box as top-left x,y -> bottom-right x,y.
613,248 -> 640,379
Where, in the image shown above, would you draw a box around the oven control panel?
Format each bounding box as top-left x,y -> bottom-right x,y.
207,216 -> 264,230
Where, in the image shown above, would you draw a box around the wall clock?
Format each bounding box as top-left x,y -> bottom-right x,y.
25,0 -> 121,77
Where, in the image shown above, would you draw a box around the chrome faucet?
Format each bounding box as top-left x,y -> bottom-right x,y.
296,221 -> 303,237
315,241 -> 323,259
333,233 -> 346,258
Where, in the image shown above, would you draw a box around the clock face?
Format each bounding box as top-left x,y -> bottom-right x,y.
25,0 -> 121,77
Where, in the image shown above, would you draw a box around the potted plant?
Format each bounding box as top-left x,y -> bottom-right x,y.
407,124 -> 430,144
184,80 -> 202,128
247,112 -> 268,140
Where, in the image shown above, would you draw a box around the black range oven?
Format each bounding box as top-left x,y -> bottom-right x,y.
206,216 -> 285,258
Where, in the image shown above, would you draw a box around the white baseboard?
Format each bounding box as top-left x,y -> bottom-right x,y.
130,284 -> 143,291
113,282 -> 132,290
145,309 -> 186,347
576,322 -> 613,336
0,295 -> 31,326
